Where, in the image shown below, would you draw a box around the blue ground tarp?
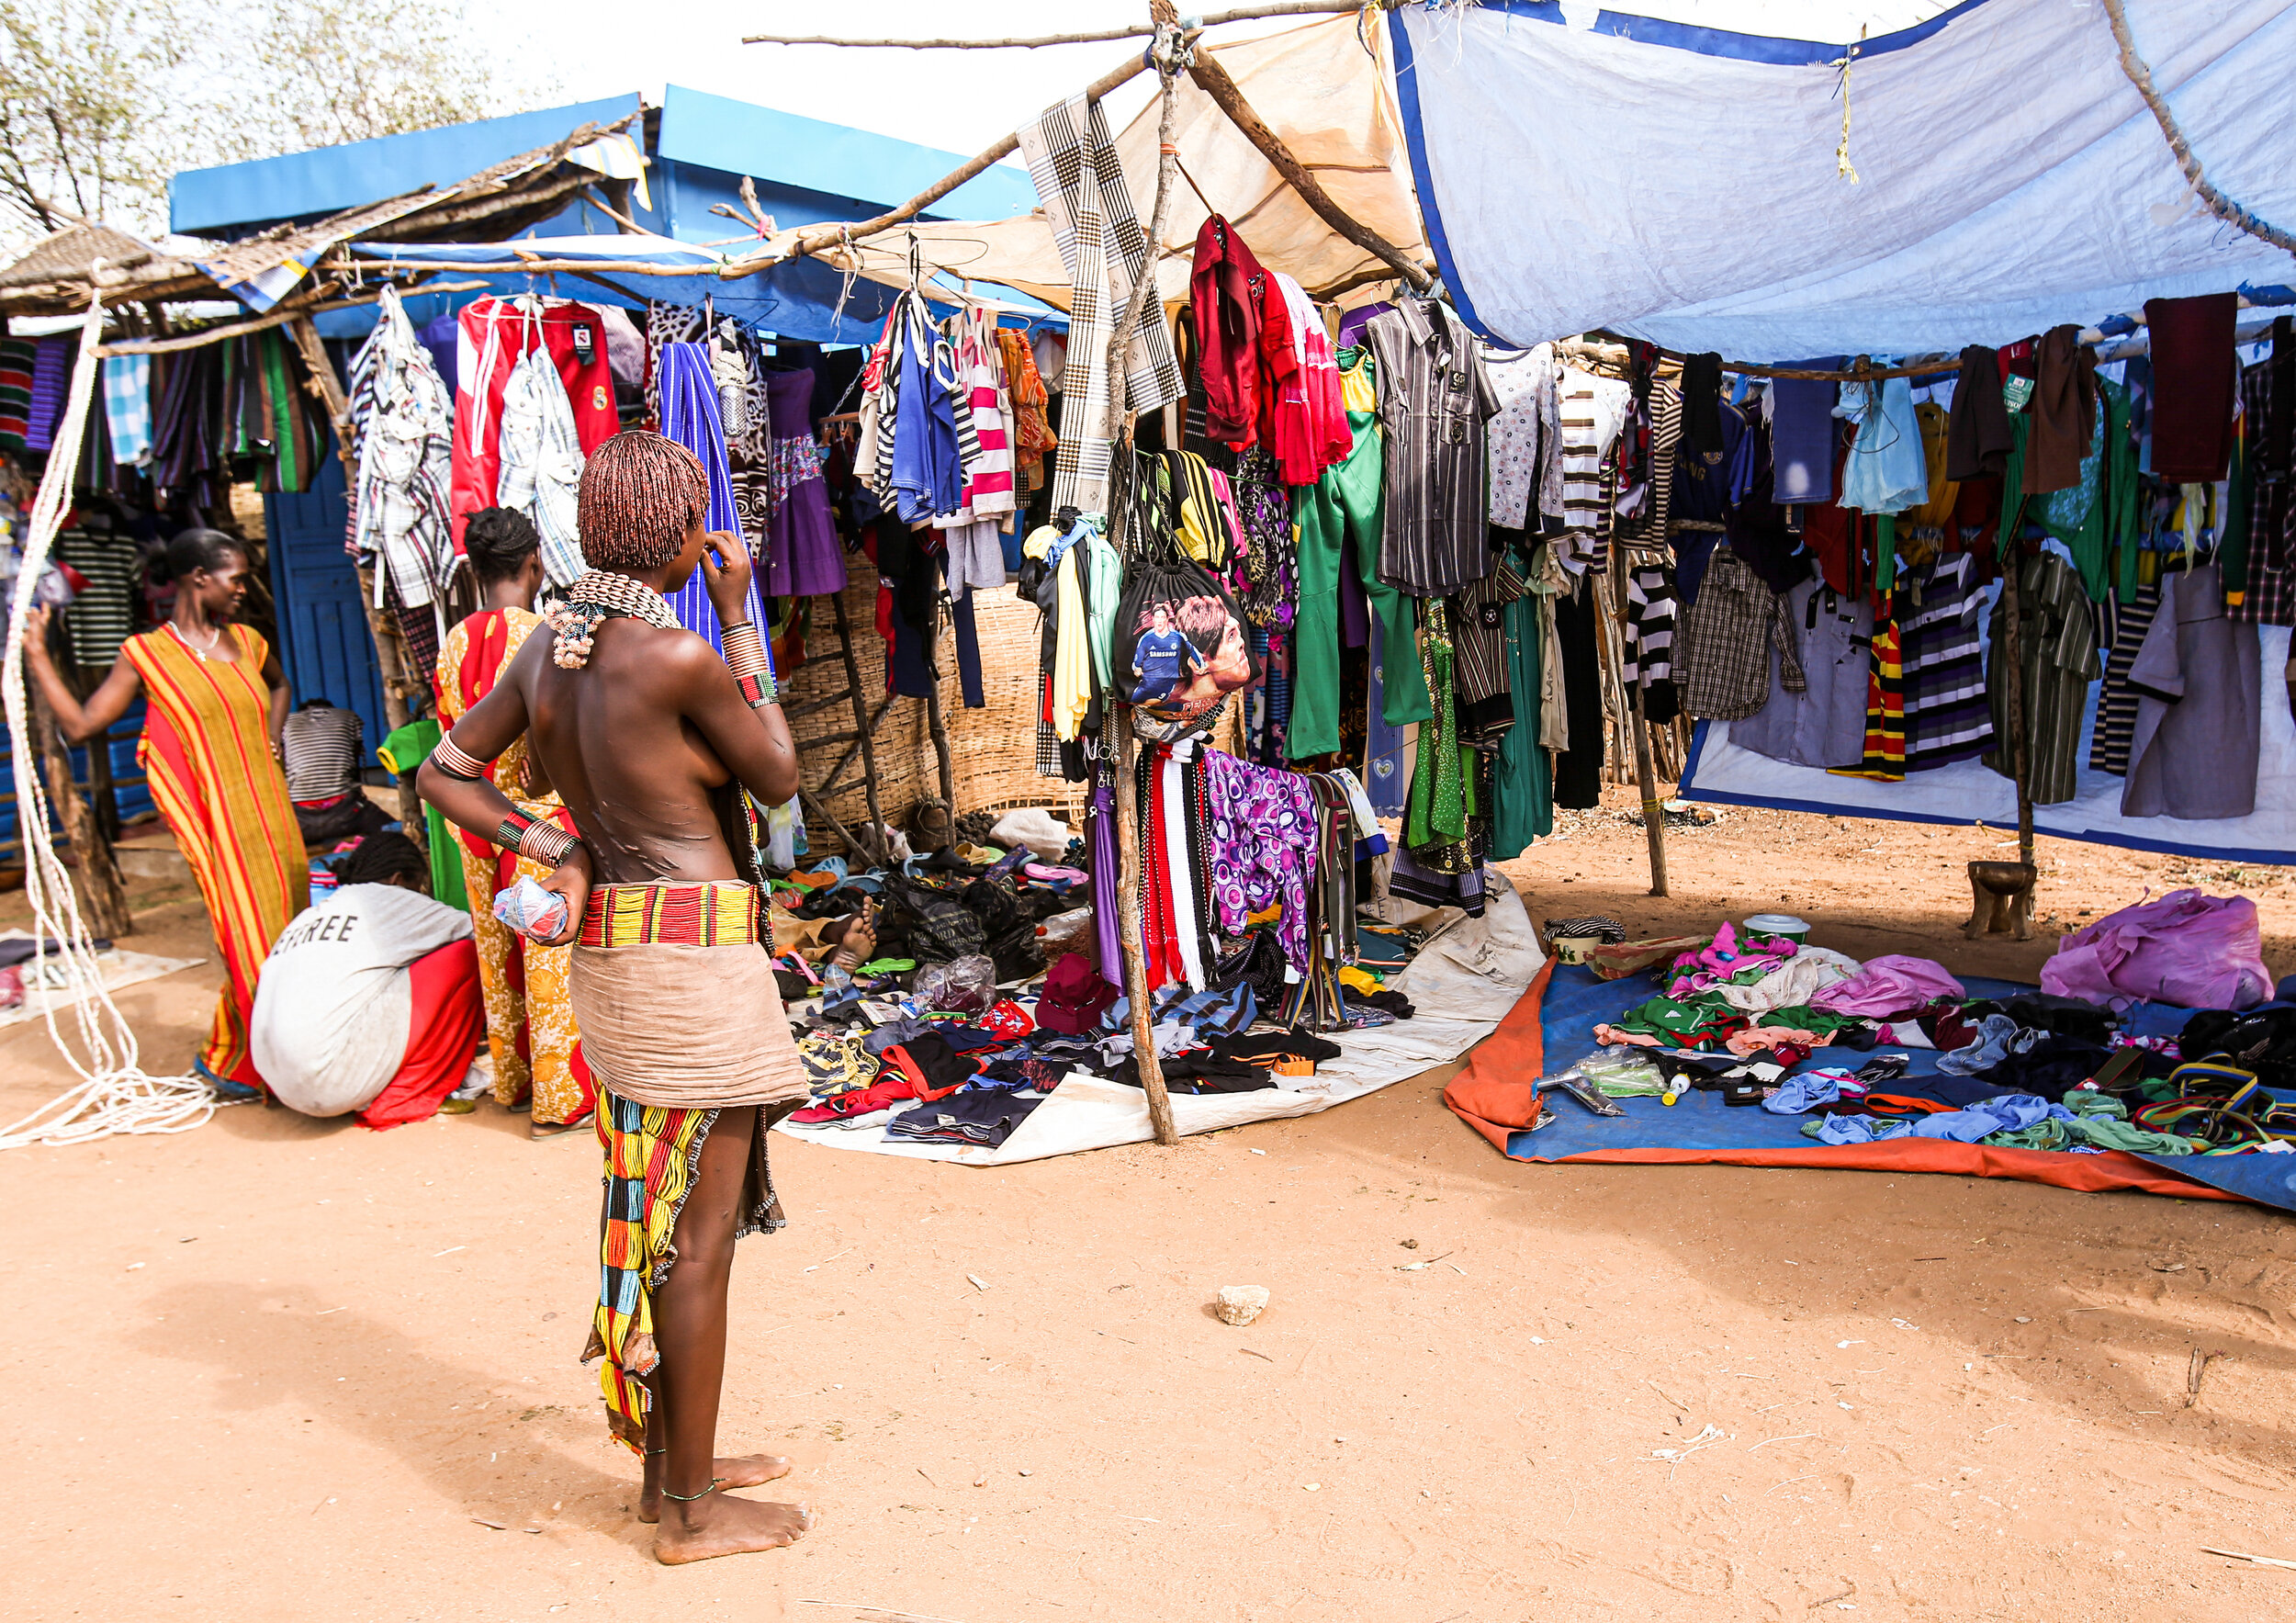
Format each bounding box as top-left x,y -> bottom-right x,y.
1464,964 -> 2296,1215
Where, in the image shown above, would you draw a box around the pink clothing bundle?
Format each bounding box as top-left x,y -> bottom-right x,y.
2040,889 -> 2272,1010
1808,955 -> 1964,1018
1667,921 -> 1795,999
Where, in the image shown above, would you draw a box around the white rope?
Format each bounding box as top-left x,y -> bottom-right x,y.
0,281 -> 218,1150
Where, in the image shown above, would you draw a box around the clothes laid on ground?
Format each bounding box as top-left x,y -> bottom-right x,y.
251,884 -> 482,1128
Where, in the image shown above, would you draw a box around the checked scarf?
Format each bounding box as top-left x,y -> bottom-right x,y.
1019,93 -> 1186,517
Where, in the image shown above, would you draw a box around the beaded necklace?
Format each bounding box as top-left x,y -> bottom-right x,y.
549,570 -> 681,669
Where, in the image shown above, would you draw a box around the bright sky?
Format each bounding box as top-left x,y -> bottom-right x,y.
483,0 -> 1960,167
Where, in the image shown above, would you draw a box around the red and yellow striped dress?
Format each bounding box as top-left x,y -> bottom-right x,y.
124,625 -> 309,1087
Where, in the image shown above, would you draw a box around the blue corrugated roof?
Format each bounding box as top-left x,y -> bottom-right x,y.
654,85 -> 1036,220
169,95 -> 647,235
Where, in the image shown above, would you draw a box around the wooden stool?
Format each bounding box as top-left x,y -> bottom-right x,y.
1963,860 -> 2037,941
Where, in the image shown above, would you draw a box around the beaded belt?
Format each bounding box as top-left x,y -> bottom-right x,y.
578,881 -> 761,948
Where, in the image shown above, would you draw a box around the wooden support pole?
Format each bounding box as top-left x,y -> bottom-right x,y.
1184,43 -> 1434,291
1103,17 -> 1187,1148
28,676 -> 131,938
285,315 -> 426,840
2002,550 -> 2036,874
1628,686 -> 1669,899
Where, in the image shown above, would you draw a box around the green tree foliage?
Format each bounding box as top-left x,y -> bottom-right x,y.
0,0 -> 555,248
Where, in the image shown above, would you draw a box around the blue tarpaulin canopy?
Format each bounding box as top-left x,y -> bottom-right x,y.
346,233 -> 907,345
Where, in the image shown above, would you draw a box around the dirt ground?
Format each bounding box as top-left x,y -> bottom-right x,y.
6,793 -> 2296,1623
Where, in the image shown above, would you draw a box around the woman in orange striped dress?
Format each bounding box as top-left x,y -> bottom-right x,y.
24,528 -> 309,1100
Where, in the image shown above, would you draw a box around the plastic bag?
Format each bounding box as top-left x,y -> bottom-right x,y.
1036,907 -> 1096,961
1576,1049 -> 1666,1098
2040,889 -> 2272,1011
992,808 -> 1073,861
910,952 -> 997,1014
492,876 -> 568,944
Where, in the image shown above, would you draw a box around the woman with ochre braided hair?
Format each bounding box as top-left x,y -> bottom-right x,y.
418,431 -> 812,1565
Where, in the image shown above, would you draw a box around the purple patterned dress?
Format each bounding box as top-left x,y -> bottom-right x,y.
1199,748 -> 1319,970
764,368 -> 846,599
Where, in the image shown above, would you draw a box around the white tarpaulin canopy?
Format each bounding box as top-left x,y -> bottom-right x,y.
822,15 -> 1431,312
1392,0 -> 2296,358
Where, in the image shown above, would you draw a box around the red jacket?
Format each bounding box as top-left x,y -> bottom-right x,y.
1188,215 -> 1266,447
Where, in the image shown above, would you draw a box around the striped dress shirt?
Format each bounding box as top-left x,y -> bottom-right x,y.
1367,301 -> 1499,598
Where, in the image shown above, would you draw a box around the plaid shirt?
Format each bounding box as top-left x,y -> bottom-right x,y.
347,287 -> 458,614
103,354 -> 152,466
496,341 -> 586,587
1677,548 -> 1803,720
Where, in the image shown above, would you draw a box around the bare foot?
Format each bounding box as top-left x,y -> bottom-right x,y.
652,1493 -> 813,1564
638,1454 -> 793,1524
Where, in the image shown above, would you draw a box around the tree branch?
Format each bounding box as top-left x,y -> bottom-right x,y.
1185,42 -> 1431,290
741,1 -> 1380,50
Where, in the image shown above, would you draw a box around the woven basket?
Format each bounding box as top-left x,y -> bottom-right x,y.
782,575 -> 1082,853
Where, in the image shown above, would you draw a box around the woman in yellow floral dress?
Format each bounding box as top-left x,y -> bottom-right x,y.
434,509 -> 592,1134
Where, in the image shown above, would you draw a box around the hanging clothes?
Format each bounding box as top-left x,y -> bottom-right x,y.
2032,376 -> 2136,602
2229,318 -> 2295,627
2022,324 -> 2099,496
760,366 -> 847,599
1897,553 -> 1995,772
1769,369 -> 1840,503
1403,601 -> 1469,853
1187,213 -> 1267,445
1200,747 -> 1321,971
1831,616 -> 1907,782
1984,549 -> 2100,806
2145,292 -> 2240,484
2089,579 -> 2164,775
347,287 -> 458,635
2122,561 -> 2262,820
450,297 -> 616,545
1945,344 -> 2013,480
1289,344 -> 1431,761
1549,578 -> 1607,809
1838,375 -> 1929,514
1366,300 -> 1500,597
1490,572 -> 1552,860
1731,580 -> 1861,770
1019,92 -> 1186,514
655,342 -> 764,653
1676,548 -> 1792,721
996,327 -> 1057,493
1483,342 -> 1559,529
496,314 -> 588,588
1558,366 -> 1636,569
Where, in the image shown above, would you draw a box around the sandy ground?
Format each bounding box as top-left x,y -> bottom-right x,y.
6,796 -> 2296,1623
